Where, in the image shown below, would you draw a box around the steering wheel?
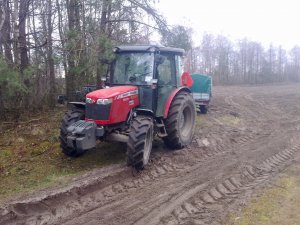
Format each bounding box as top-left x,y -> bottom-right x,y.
129,71 -> 151,82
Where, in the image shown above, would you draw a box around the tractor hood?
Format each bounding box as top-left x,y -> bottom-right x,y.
86,86 -> 138,101
85,85 -> 140,125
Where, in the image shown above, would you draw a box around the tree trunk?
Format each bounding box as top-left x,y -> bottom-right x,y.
12,0 -> 19,65
3,0 -> 13,63
19,0 -> 30,76
66,0 -> 77,100
47,0 -> 56,107
0,4 -> 3,55
56,0 -> 68,80
96,0 -> 111,89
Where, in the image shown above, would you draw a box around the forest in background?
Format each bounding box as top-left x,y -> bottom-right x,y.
185,35 -> 300,85
0,0 -> 300,119
0,0 -> 168,118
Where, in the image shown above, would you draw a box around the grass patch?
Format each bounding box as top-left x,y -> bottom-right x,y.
196,115 -> 205,125
0,107 -> 126,203
226,164 -> 300,225
220,115 -> 241,127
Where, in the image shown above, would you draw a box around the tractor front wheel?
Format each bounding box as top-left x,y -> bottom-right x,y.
163,92 -> 196,149
127,116 -> 154,170
59,108 -> 85,157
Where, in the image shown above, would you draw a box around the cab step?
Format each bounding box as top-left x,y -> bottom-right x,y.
156,118 -> 167,137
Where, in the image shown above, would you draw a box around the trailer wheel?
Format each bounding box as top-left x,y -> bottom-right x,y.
163,92 -> 196,149
127,116 -> 153,170
199,105 -> 208,114
59,108 -> 85,157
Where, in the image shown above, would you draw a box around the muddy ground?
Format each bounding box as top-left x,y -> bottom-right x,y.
1,83 -> 300,225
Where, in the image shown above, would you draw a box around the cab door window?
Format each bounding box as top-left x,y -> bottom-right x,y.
157,54 -> 176,85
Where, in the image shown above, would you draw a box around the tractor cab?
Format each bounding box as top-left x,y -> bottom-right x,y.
60,45 -> 196,171
109,45 -> 186,117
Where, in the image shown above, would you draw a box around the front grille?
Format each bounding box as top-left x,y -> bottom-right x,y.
85,103 -> 111,120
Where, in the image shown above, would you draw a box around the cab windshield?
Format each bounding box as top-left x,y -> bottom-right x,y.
112,52 -> 154,85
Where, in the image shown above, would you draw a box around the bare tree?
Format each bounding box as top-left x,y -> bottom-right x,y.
19,0 -> 30,76
46,0 -> 55,106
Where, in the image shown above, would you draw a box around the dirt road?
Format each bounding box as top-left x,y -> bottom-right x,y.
1,84 -> 300,225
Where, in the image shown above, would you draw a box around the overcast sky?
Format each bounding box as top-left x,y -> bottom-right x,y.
156,0 -> 299,50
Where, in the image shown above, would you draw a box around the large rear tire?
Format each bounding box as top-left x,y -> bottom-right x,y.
163,92 -> 196,149
59,108 -> 85,157
127,116 -> 154,170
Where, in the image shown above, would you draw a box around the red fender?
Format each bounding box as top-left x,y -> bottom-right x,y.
181,71 -> 193,87
164,87 -> 191,118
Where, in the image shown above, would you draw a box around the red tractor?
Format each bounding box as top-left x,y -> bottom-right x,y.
60,45 -> 196,170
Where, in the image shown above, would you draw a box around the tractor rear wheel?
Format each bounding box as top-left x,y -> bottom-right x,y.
127,116 -> 154,170
59,108 -> 85,157
163,92 -> 196,149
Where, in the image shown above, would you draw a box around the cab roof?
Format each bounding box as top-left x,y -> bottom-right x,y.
114,45 -> 185,55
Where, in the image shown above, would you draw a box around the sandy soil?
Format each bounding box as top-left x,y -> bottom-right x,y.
1,83 -> 300,225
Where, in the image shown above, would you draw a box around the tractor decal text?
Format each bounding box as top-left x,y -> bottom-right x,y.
115,90 -> 139,100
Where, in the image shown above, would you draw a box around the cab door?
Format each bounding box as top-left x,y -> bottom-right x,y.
155,53 -> 177,117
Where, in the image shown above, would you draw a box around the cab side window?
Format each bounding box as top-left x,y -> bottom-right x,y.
175,55 -> 184,86
157,54 -> 175,85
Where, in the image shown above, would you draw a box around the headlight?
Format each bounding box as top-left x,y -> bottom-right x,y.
96,98 -> 112,105
86,98 -> 95,104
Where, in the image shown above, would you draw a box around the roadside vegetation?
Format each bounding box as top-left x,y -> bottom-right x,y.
0,104 -> 213,203
0,106 -> 126,203
226,163 -> 300,225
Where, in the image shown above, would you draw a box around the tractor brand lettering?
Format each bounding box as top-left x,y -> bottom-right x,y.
131,95 -> 138,99
128,100 -> 134,105
116,90 -> 139,100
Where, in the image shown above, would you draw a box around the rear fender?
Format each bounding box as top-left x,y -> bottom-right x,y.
68,102 -> 86,110
163,87 -> 191,119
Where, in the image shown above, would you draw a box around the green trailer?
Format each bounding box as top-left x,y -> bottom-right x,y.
190,74 -> 212,114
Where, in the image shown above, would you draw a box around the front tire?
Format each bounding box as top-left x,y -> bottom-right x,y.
127,116 -> 154,170
59,108 -> 85,157
163,92 -> 196,149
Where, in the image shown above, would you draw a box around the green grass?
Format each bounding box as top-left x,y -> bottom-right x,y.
196,114 -> 205,125
225,164 -> 300,225
220,115 -> 241,127
0,107 -> 126,203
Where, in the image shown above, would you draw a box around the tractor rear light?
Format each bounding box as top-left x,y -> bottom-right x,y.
86,98 -> 95,104
96,98 -> 112,105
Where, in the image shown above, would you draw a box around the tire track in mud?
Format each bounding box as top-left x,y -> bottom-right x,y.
2,84 -> 300,225
0,108 -> 260,225
0,159 -> 179,225
153,139 -> 300,225
0,117 -> 270,224
223,93 -> 294,141
63,130 -> 294,225
224,96 -> 259,119
0,149 -> 237,224
189,129 -> 256,161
